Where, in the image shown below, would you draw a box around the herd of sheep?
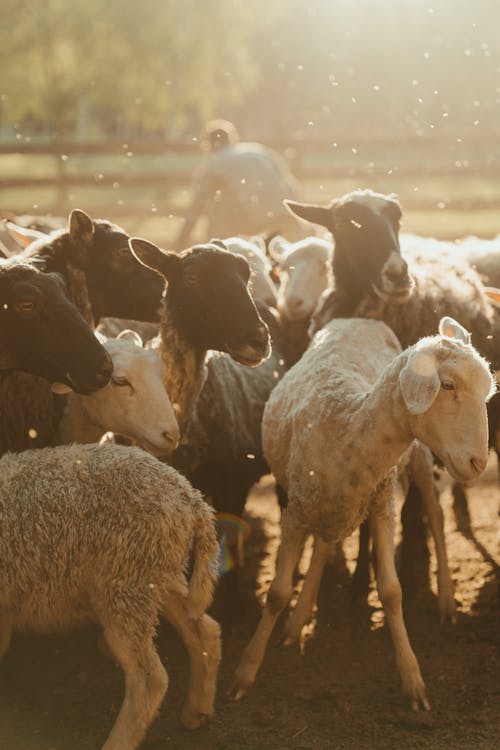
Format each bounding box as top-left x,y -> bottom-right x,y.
0,188 -> 498,749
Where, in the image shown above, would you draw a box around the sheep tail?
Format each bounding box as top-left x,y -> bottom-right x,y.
186,502 -> 220,619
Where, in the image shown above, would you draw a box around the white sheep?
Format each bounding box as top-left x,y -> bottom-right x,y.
0,443 -> 221,750
219,236 -> 278,307
268,234 -> 333,363
53,330 -> 180,457
269,235 -> 332,323
232,316 -> 494,710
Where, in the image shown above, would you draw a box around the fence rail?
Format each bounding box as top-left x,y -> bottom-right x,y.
1,137 -> 499,217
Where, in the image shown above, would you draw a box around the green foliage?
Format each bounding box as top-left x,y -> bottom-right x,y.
0,0 -> 259,135
0,0 -> 499,139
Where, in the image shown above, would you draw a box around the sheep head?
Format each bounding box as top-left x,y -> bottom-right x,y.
399,316 -> 495,482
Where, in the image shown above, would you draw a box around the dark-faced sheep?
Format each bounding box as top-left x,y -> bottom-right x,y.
0,208 -> 165,456
287,189 -> 499,606
129,238 -> 289,577
0,259 -> 111,390
14,208 -> 164,326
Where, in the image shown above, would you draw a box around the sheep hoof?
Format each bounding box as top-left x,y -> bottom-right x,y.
227,678 -> 250,701
277,630 -> 300,648
405,675 -> 431,712
180,706 -> 210,729
438,595 -> 457,625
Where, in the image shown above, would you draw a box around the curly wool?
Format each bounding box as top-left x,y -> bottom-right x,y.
0,443 -> 219,632
174,306 -> 288,518
313,251 -> 497,366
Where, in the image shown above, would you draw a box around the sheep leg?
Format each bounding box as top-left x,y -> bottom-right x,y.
231,513 -> 305,699
161,593 -> 221,728
0,615 -> 12,661
351,520 -> 371,601
281,534 -> 330,645
411,447 -> 455,624
370,507 -> 430,712
101,628 -> 168,750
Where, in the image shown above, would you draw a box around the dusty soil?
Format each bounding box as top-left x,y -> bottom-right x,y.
0,463 -> 498,750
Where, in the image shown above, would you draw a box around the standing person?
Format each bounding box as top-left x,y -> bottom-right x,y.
175,120 -> 306,249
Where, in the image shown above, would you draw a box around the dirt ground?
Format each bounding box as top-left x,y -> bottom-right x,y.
0,461 -> 498,750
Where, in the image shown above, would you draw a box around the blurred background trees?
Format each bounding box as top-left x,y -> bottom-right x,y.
0,0 -> 498,141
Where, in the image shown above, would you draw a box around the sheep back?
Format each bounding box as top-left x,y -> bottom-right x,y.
263,318 -> 401,537
0,444 -> 217,633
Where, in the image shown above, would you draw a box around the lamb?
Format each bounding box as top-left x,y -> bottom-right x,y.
54,331 -> 180,457
0,443 -> 221,750
128,238 -> 288,568
232,316 -> 495,710
0,258 -> 111,390
268,235 -> 332,364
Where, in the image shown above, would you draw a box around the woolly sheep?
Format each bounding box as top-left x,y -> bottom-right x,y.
11,208 -> 163,326
54,331 -> 180,457
129,238 -> 288,575
399,232 -> 500,289
0,443 -> 221,750
220,236 -> 278,308
268,234 -> 332,364
287,189 -> 500,602
288,191 -> 498,363
232,316 -> 495,710
0,259 -> 111,388
0,207 -> 165,457
128,239 -> 270,433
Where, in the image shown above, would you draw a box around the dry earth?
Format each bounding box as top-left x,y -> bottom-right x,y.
0,461 -> 498,750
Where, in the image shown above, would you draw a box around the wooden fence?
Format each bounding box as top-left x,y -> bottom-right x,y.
1,136 -> 499,217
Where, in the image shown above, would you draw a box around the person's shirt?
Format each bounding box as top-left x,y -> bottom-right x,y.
182,142 -> 300,239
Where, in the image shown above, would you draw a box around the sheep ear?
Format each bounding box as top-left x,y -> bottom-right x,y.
69,209 -> 94,245
399,350 -> 441,415
249,235 -> 266,254
209,238 -> 228,250
5,221 -> 47,248
284,200 -> 335,230
484,287 -> 500,308
267,235 -> 289,264
117,329 -> 143,348
439,316 -> 471,344
128,237 -> 180,279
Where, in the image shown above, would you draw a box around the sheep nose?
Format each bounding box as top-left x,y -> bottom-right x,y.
385,265 -> 408,283
247,322 -> 270,348
470,456 -> 487,475
163,430 -> 179,451
94,360 -> 113,386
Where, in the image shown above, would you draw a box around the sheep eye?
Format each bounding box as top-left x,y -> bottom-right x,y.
112,376 -> 131,387
441,381 -> 455,390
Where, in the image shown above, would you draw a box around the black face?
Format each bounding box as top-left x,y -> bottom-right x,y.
286,191 -> 413,308
0,264 -> 112,393
130,239 -> 271,366
84,221 -> 164,322
332,196 -> 410,301
22,211 -> 164,324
